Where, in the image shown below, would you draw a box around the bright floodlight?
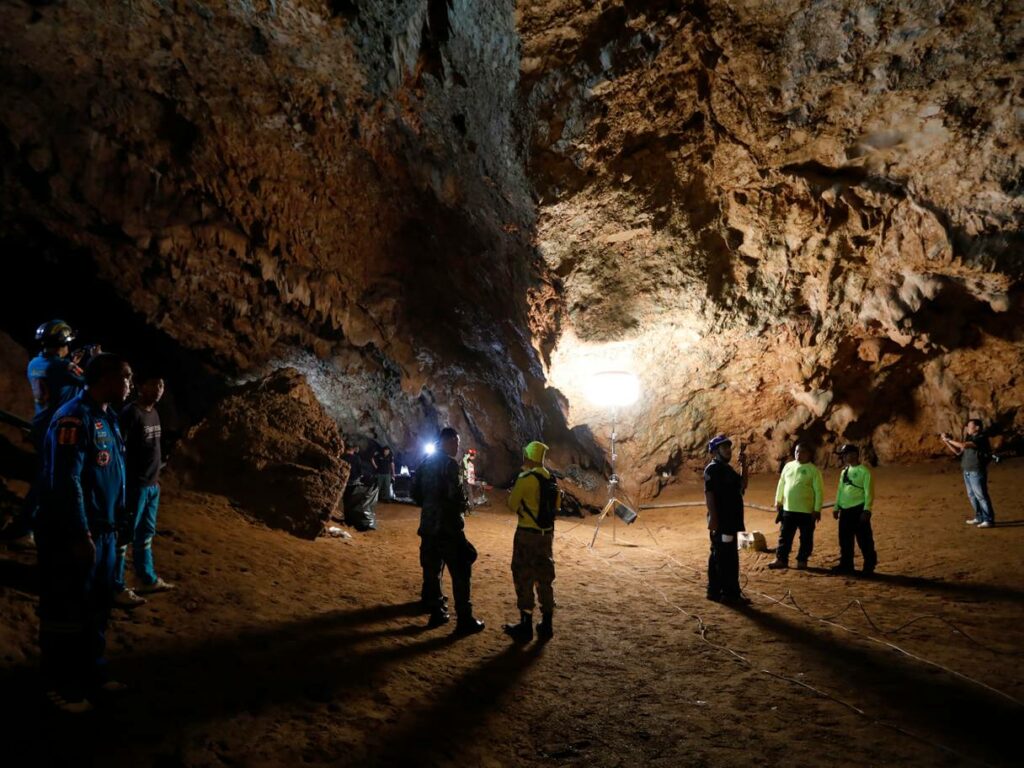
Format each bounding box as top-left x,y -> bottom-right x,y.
423,442 -> 436,455
585,370 -> 640,408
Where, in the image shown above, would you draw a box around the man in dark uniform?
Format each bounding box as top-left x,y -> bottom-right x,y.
410,427 -> 485,635
704,434 -> 750,605
6,320 -> 88,549
371,445 -> 395,502
36,354 -> 132,713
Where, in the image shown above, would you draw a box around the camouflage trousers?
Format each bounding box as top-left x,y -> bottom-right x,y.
511,527 -> 555,613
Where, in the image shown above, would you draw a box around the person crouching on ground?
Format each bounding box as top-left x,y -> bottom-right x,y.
769,442 -> 823,571
503,441 -> 561,643
941,419 -> 997,528
704,434 -> 750,605
831,444 -> 877,575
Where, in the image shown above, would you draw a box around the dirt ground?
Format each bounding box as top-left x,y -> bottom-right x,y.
0,461 -> 1021,767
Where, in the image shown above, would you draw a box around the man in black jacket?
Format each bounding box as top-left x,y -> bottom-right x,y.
411,427 -> 484,635
704,434 -> 750,606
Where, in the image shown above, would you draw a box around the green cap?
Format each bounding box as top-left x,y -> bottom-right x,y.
524,441 -> 549,463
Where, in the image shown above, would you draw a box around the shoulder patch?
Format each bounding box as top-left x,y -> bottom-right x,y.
96,450 -> 111,467
57,423 -> 79,445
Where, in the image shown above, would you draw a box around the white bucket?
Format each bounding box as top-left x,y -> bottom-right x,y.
738,531 -> 767,551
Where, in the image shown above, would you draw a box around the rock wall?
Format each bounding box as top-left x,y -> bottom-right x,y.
520,0 -> 1024,492
173,367 -> 345,538
2,1 -> 1022,500
0,0 -> 589,481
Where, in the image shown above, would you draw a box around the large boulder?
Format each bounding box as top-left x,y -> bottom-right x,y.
174,368 -> 345,539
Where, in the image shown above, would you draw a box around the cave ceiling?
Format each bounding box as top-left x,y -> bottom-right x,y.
1,0 -> 1022,489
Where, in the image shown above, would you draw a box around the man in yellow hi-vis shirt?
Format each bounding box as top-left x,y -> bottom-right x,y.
831,444 -> 877,575
503,441 -> 561,643
768,442 -> 823,570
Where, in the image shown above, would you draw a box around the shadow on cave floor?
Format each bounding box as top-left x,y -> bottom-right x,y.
0,552 -> 37,594
799,565 -> 1024,603
0,599 -> 538,767
737,606 -> 1019,765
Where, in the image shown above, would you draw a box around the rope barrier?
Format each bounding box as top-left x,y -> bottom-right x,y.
558,529 -> 998,768
633,546 -> 1024,706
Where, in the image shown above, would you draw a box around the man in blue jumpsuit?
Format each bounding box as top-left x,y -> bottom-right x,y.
5,320 -> 87,549
37,353 -> 132,713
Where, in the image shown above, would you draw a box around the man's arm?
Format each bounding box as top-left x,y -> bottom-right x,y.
49,416 -> 91,538
941,434 -> 971,454
834,474 -> 843,519
507,474 -> 525,514
705,490 -> 719,532
812,468 -> 823,520
863,468 -> 874,514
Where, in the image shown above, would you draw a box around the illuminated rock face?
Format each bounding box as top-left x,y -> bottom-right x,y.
522,0 -> 1024,491
1,1 -> 1022,495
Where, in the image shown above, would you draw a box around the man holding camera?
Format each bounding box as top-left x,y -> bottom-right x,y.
941,419 -> 997,528
831,444 -> 877,575
5,321 -> 96,550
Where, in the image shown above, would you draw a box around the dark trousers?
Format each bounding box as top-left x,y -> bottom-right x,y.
776,511 -> 816,563
419,533 -> 473,616
838,505 -> 877,569
37,531 -> 117,697
707,531 -> 740,599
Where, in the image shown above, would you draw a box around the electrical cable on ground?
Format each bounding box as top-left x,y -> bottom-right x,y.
559,529 -> 998,768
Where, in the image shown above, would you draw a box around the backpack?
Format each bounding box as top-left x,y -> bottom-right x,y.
523,470 -> 560,530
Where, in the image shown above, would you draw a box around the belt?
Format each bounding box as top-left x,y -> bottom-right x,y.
517,527 -> 554,536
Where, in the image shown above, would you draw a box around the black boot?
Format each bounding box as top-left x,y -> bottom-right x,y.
454,614 -> 485,636
426,606 -> 450,628
536,611 -> 553,641
503,611 -> 533,643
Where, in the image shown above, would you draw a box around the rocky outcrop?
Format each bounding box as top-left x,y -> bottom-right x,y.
1,1 -> 1021,501
0,0 -> 582,481
174,368 -> 345,538
521,1 -> 1024,491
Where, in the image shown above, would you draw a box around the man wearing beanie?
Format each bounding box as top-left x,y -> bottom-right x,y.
503,441 -> 561,642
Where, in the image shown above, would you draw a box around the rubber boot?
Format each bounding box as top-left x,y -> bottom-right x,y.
503,611 -> 533,643
454,613 -> 485,636
426,606 -> 450,628
536,611 -> 553,641
767,558 -> 788,570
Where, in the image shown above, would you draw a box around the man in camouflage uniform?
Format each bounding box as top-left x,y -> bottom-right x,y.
411,427 -> 484,636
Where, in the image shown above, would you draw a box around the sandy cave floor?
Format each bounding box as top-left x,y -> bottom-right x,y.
0,462 -> 1022,768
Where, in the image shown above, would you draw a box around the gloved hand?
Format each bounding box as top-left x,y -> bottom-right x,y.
833,508 -> 840,520
862,509 -> 872,521
71,534 -> 96,567
813,511 -> 821,523
775,504 -> 783,524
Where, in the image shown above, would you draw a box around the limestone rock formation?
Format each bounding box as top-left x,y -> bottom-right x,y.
521,0 -> 1024,491
1,1 -> 1022,500
174,368 -> 345,538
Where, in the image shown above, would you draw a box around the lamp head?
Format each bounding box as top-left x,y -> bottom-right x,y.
585,371 -> 640,408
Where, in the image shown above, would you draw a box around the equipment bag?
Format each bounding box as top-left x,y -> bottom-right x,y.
525,470 -> 561,530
